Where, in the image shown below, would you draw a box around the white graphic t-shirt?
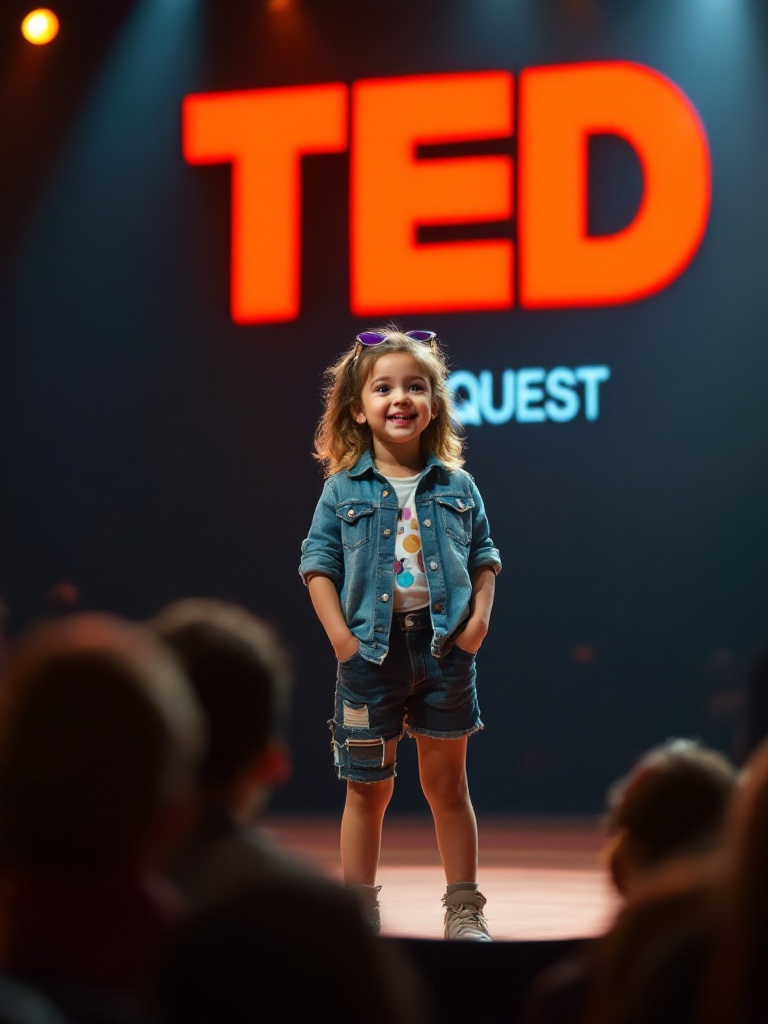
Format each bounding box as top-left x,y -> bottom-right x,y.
389,473 -> 430,612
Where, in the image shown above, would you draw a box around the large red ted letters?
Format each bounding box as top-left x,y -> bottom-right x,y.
182,63 -> 711,325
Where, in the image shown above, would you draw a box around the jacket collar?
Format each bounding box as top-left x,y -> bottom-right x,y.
348,448 -> 446,480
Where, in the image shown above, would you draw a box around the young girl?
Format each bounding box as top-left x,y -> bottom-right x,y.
299,327 -> 501,940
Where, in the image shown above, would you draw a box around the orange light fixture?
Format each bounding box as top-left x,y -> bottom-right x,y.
21,8 -> 60,45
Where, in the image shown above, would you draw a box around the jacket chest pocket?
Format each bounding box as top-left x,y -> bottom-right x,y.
436,495 -> 474,547
336,502 -> 375,550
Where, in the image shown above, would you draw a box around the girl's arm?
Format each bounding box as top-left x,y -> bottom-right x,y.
454,566 -> 496,653
306,573 -> 359,662
466,477 -> 502,578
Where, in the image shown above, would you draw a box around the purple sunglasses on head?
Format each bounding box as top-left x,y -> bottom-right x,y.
355,329 -> 437,348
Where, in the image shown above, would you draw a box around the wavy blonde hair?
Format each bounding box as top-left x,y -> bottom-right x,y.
313,326 -> 465,476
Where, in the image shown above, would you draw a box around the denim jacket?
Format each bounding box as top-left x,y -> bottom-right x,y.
299,449 -> 501,665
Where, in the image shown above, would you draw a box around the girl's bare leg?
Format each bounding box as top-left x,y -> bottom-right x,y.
416,734 -> 478,884
340,775 -> 395,886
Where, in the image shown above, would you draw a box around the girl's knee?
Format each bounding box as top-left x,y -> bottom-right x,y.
346,776 -> 395,811
423,777 -> 469,811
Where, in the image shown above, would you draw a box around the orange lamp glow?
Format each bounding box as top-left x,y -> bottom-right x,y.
21,8 -> 60,45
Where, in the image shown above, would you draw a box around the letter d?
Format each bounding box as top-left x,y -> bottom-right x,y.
518,61 -> 711,307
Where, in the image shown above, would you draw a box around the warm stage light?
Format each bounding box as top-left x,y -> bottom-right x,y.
21,8 -> 60,45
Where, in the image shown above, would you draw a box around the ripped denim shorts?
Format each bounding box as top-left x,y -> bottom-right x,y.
329,607 -> 483,783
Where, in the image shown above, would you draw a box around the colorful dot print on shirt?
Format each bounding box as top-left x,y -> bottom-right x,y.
392,488 -> 430,610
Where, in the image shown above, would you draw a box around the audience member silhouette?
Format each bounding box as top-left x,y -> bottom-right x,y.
149,597 -> 298,908
743,641 -> 768,760
520,737 -> 738,1024
0,612 -> 205,1024
700,734 -> 768,1024
585,856 -> 714,1024
149,597 -> 434,1024
582,734 -> 768,1024
601,736 -> 737,897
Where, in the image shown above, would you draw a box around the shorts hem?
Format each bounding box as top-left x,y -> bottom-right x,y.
406,722 -> 484,740
335,764 -> 398,784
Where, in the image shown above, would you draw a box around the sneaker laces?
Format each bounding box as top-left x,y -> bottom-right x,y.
446,902 -> 485,925
443,892 -> 491,939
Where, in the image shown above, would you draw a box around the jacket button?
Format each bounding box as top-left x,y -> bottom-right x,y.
347,509 -> 355,518
423,519 -> 432,527
433,603 -> 444,612
382,489 -> 389,497
381,593 -> 389,602
429,561 -> 438,571
383,528 -> 391,536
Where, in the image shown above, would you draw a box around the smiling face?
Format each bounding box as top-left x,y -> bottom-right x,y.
353,351 -> 438,470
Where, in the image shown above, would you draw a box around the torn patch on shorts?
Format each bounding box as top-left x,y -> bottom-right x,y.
342,700 -> 370,729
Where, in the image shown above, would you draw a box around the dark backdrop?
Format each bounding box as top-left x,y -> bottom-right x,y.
1,0 -> 767,816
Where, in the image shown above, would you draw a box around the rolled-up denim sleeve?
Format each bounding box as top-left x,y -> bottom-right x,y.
299,479 -> 344,587
467,479 -> 502,577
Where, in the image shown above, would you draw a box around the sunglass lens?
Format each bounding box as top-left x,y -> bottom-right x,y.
355,329 -> 436,347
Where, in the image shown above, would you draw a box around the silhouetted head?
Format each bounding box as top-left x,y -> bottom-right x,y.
604,738 -> 737,895
149,598 -> 293,793
0,612 -> 204,870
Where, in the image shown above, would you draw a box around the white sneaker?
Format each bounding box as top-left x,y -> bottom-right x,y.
350,884 -> 382,935
442,888 -> 492,941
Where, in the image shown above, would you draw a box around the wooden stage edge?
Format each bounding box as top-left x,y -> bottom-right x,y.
262,814 -> 620,942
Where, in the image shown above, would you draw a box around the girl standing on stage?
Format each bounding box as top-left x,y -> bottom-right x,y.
299,326 -> 501,940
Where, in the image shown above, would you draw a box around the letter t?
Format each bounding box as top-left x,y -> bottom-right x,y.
183,85 -> 348,324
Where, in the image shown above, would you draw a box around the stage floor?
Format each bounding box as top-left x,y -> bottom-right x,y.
262,815 -> 619,941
